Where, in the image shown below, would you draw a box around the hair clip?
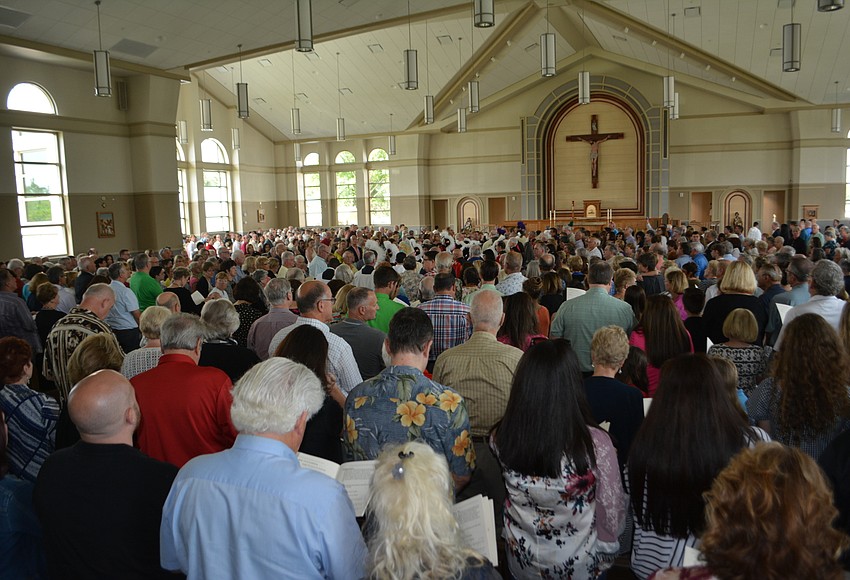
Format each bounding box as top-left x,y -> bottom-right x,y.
391,450 -> 415,480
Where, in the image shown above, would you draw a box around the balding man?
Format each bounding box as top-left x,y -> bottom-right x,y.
43,283 -> 121,402
432,290 -> 522,515
34,370 -> 178,579
130,313 -> 237,467
160,358 -> 367,578
267,281 -> 362,395
155,291 -> 180,313
247,278 -> 297,360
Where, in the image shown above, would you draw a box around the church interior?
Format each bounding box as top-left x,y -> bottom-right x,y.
0,0 -> 849,256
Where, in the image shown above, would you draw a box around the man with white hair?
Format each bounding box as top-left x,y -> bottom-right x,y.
247,278 -> 297,360
34,370 -> 178,579
774,259 -> 847,349
130,313 -> 237,467
160,358 -> 367,579
352,250 -> 377,289
432,290 -> 522,514
494,251 -> 526,296
74,256 -> 96,303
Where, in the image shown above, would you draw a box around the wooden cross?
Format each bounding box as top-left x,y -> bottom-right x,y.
566,115 -> 624,188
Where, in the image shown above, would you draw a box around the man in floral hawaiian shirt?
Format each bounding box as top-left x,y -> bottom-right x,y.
343,307 -> 474,492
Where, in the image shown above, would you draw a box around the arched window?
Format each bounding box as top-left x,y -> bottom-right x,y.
200,138 -> 231,232
368,148 -> 391,224
8,83 -> 68,257
301,152 -> 322,226
7,83 -> 56,114
177,144 -> 189,235
335,151 -> 357,225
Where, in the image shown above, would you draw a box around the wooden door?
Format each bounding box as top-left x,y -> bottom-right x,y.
488,197 -> 506,226
432,200 -> 448,230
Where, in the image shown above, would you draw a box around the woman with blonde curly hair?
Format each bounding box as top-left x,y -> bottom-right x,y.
651,442 -> 848,580
366,441 -> 499,580
747,313 -> 850,459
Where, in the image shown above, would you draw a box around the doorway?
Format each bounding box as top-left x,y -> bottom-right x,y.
690,191 -> 712,226
488,197 -> 506,227
432,200 -> 448,230
763,190 -> 786,225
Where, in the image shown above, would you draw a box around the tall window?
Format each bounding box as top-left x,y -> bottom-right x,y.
177,144 -> 189,235
302,152 -> 322,227
368,148 -> 391,225
201,139 -> 231,232
7,83 -> 68,257
335,150 -> 357,225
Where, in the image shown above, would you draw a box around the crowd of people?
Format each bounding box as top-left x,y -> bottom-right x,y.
1,215 -> 850,578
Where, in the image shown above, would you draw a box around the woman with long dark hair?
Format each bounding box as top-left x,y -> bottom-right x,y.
748,313 -> 850,460
275,325 -> 345,463
491,339 -> 625,579
628,295 -> 692,396
497,293 -> 546,351
231,277 -> 268,348
628,354 -> 766,579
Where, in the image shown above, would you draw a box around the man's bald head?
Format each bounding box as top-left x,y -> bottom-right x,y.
68,370 -> 139,443
156,291 -> 180,313
469,290 -> 503,332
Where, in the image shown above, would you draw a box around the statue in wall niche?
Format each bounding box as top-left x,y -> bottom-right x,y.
733,212 -> 744,230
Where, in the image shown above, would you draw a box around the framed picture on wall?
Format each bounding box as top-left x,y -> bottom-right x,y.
257,208 -> 266,223
96,211 -> 115,238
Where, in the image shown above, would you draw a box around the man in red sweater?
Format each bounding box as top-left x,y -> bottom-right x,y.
131,313 -> 237,467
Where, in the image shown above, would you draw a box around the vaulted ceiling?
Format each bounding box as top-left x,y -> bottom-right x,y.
2,0 -> 849,141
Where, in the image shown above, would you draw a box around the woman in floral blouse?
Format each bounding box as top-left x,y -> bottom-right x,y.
490,339 -> 625,579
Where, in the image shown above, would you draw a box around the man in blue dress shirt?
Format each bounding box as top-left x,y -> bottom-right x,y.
160,357 -> 367,579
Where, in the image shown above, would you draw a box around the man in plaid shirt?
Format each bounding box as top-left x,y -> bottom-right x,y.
418,273 -> 471,372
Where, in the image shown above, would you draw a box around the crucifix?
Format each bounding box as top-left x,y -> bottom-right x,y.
566,115 -> 624,188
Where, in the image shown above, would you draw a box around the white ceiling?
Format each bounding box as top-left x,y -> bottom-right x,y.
2,0 -> 849,140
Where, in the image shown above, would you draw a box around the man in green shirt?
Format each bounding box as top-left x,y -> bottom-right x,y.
129,253 -> 163,312
462,259 -> 502,306
367,265 -> 406,334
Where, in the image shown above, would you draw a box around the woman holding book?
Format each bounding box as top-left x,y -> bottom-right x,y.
490,339 -> 625,579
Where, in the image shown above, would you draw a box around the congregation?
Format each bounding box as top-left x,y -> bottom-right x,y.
3,216 -> 850,579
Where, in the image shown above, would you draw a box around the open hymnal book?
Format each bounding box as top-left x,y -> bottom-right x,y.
296,453 -> 376,517
452,495 -> 499,566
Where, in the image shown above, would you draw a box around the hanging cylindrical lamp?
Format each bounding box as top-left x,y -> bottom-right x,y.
474,0 -> 495,28
388,113 -> 397,155
295,0 -> 313,52
294,142 -> 302,164
578,71 -> 590,105
457,107 -> 467,133
783,23 -> 801,72
336,52 -> 345,141
832,81 -> 842,133
541,32 -> 556,77
663,76 -> 675,109
177,120 -> 189,144
818,0 -> 844,11
231,127 -> 241,150
468,79 -> 480,113
200,71 -> 213,132
236,44 -> 249,119
670,93 -> 680,120
290,52 -> 302,134
336,118 -> 346,142
424,95 -> 435,124
403,49 -> 419,90
93,1 -> 112,97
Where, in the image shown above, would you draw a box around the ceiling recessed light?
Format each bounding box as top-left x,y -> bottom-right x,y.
258,58 -> 273,67
253,97 -> 266,104
613,35 -> 628,41
684,6 -> 701,17
368,43 -> 383,53
304,51 -> 320,60
524,42 -> 539,52
295,92 -> 308,101
437,35 -> 453,45
769,47 -> 782,57
339,87 -> 353,95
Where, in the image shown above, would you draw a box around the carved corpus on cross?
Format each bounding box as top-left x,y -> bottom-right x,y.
566,115 -> 624,189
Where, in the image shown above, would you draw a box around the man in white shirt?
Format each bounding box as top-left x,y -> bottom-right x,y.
775,259 -> 846,349
747,221 -> 763,242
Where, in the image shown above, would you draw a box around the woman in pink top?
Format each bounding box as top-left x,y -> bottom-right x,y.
664,269 -> 688,321
629,295 -> 693,396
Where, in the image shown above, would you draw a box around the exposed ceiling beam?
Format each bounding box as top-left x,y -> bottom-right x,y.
571,0 -> 798,103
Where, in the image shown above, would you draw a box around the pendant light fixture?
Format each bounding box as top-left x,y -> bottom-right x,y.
388,113 -> 397,155
294,142 -> 302,164
457,40 -> 467,133
468,20 -> 479,113
473,0 -> 495,28
670,92 -> 680,120
403,0 -> 418,90
336,52 -> 345,141
200,71 -> 213,132
290,52 -> 301,134
231,127 -> 241,150
424,19 -> 435,124
93,1 -> 112,97
783,2 -> 801,72
295,0 -> 313,53
236,44 -> 249,119
663,10 -> 675,109
832,81 -> 842,133
577,7 -> 589,104
818,0 -> 844,12
541,0 -> 556,77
